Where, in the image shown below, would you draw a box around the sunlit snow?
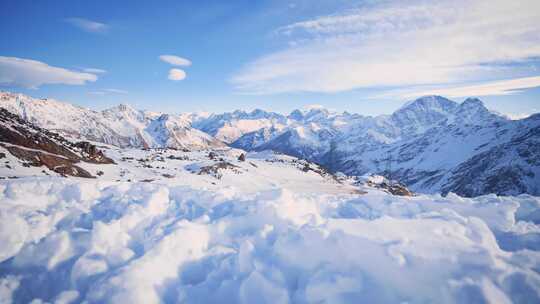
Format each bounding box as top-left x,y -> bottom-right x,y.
0,149 -> 539,303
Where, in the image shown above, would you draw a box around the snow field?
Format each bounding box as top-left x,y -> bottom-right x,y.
0,179 -> 540,303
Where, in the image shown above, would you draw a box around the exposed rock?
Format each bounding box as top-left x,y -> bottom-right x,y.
198,162 -> 240,179
3,145 -> 93,178
381,182 -> 414,196
73,141 -> 115,164
0,108 -> 112,178
238,153 -> 246,162
167,154 -> 188,160
360,175 -> 414,196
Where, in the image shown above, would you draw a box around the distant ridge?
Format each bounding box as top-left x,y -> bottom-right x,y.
1,91 -> 539,197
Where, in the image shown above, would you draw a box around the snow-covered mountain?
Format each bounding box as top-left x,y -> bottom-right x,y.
0,92 -> 224,150
191,109 -> 288,143
1,91 -> 538,197
320,97 -> 539,197
1,93 -> 540,303
194,96 -> 540,197
0,108 -> 114,178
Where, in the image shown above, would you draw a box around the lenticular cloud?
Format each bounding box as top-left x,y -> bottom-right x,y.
168,68 -> 187,81
160,55 -> 192,67
0,56 -> 97,89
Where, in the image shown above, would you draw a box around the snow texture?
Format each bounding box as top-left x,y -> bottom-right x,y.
1,175 -> 540,303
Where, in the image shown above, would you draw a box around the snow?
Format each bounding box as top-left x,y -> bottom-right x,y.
1,163 -> 540,302
1,92 -> 540,302
194,112 -> 288,143
0,275 -> 20,304
5,91 -> 537,197
0,92 -> 223,150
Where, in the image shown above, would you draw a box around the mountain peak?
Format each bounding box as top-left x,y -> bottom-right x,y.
250,108 -> 265,115
394,95 -> 458,119
288,109 -> 304,121
390,96 -> 459,134
399,95 -> 457,112
248,108 -> 273,119
116,103 -> 137,112
461,97 -> 485,108
225,109 -> 276,120
157,113 -> 171,121
453,97 -> 505,124
232,109 -> 246,116
457,97 -> 491,114
102,104 -> 140,116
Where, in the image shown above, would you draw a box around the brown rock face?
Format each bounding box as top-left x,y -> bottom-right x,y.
383,182 -> 414,196
365,179 -> 414,196
238,153 -> 246,162
0,108 -> 113,178
73,141 -> 115,164
2,145 -> 94,178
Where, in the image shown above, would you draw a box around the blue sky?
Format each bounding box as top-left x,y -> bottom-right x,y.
1,0 -> 540,117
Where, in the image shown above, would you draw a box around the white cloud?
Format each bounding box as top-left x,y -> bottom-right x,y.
83,68 -> 107,74
232,0 -> 540,94
159,55 -> 191,66
65,18 -> 108,33
401,76 -> 540,99
0,56 -> 98,89
103,88 -> 128,94
90,88 -> 128,95
168,69 -> 186,81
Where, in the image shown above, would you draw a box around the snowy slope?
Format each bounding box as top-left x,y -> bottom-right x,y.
2,91 -> 539,197
1,164 -> 540,302
191,109 -> 288,143
207,96 -> 539,197
0,108 -> 114,178
0,92 -> 224,150
143,114 -> 224,150
1,108 -> 540,302
327,97 -> 539,196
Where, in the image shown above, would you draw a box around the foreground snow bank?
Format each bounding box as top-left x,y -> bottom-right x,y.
1,179 -> 540,303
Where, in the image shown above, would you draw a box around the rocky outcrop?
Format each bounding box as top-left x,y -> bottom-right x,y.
4,145 -> 94,178
73,141 -> 115,164
238,153 -> 246,162
374,181 -> 414,196
0,109 -> 113,178
198,162 -> 241,179
359,175 -> 414,196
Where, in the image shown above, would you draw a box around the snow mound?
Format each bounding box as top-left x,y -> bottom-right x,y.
1,179 -> 539,303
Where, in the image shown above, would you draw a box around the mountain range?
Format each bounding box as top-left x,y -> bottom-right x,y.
0,92 -> 224,150
1,91 -> 538,197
